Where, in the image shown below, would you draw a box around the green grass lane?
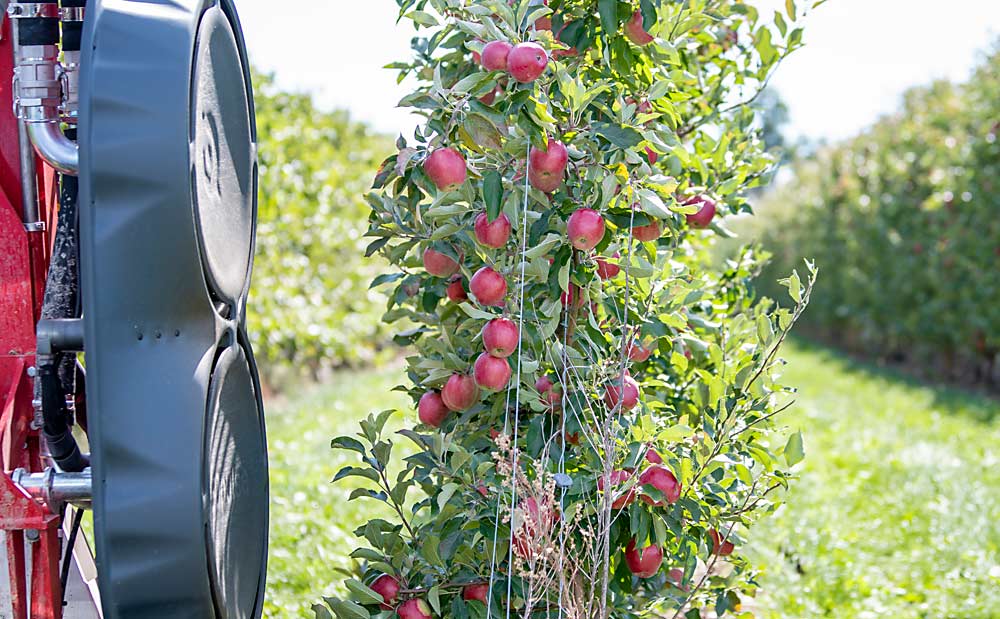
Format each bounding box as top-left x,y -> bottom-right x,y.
263,365 -> 409,619
261,342 -> 1000,618
751,342 -> 1000,618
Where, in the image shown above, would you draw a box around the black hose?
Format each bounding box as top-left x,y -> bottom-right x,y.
60,507 -> 84,603
60,0 -> 86,52
38,130 -> 85,472
17,0 -> 58,47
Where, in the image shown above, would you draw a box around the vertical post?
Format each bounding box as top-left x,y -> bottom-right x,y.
4,531 -> 27,619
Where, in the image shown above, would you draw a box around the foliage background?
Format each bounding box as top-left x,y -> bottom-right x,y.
249,73 -> 396,384
747,48 -> 1000,388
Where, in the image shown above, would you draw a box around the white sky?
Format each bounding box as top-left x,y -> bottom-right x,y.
237,0 -> 999,143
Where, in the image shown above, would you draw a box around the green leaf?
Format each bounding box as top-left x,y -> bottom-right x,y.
406,10 -> 438,28
312,604 -> 334,619
788,270 -> 802,303
451,71 -> 490,95
369,273 -> 406,289
594,122 -> 644,149
637,189 -> 671,219
421,535 -> 444,567
333,466 -> 380,483
331,436 -> 367,455
598,0 -> 618,36
774,11 -> 788,37
459,302 -> 496,321
483,170 -> 503,221
648,80 -> 670,101
785,0 -> 797,19
640,0 -> 656,30
437,482 -> 459,511
345,579 -> 385,606
463,114 -> 504,152
428,585 -> 442,614
326,598 -> 370,619
784,431 -> 805,466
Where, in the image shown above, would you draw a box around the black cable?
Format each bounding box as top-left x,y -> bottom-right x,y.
59,507 -> 84,605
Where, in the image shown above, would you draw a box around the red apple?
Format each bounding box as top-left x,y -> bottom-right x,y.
561,284 -> 584,308
645,146 -> 659,165
463,583 -> 489,604
397,598 -> 433,619
476,483 -> 489,497
624,10 -> 655,46
470,267 -> 508,306
481,40 -> 513,71
627,97 -> 654,115
423,248 -> 460,278
418,391 -> 450,428
474,352 -> 512,391
479,86 -> 499,106
632,220 -> 661,242
685,196 -> 717,228
474,212 -> 512,248
442,373 -> 479,411
508,42 -> 549,83
567,208 -> 606,251
667,568 -> 689,591
483,318 -> 519,357
625,539 -> 663,578
645,449 -> 662,464
605,374 -> 640,412
371,574 -> 400,610
710,529 -> 735,556
597,469 -> 637,509
528,139 -> 568,193
535,375 -> 562,410
596,254 -> 621,279
446,277 -> 468,303
424,148 -> 467,191
639,465 -> 681,505
627,340 -> 653,362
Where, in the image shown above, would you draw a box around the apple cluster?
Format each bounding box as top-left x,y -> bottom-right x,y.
329,1 -> 813,618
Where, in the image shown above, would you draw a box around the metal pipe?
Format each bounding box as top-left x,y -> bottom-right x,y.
27,121 -> 77,174
11,467 -> 92,509
9,0 -> 79,175
10,15 -> 42,230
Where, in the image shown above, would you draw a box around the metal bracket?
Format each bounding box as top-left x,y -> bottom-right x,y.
58,5 -> 83,21
6,2 -> 59,19
11,468 -> 92,511
23,221 -> 45,232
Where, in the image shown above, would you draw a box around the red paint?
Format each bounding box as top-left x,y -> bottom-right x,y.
0,13 -> 65,619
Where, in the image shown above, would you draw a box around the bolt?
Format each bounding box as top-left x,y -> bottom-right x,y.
27,366 -> 37,377
25,529 -> 39,543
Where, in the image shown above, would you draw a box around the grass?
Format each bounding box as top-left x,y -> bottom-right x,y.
749,341 -> 1000,619
264,364 -> 409,619
262,342 -> 1000,618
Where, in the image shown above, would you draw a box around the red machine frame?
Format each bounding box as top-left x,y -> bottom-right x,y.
0,13 -> 65,619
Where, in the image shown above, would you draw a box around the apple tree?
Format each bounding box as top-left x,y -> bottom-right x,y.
319,1 -> 815,618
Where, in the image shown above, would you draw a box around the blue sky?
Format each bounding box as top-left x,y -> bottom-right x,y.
237,0 -> 998,143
